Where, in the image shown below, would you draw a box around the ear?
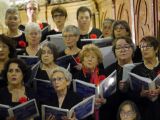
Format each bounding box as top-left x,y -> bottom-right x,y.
5,19 -> 8,26
67,80 -> 70,86
76,36 -> 80,42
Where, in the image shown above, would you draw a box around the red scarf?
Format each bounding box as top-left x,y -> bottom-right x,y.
82,66 -> 106,120
82,66 -> 105,85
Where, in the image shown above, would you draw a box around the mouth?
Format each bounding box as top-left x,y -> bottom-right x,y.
105,32 -> 109,35
0,53 -> 5,56
11,77 -> 17,81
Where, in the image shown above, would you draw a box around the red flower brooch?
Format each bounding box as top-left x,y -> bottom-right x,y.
18,40 -> 26,47
39,23 -> 44,29
75,56 -> 81,63
98,75 -> 106,82
19,97 -> 28,103
90,34 -> 97,39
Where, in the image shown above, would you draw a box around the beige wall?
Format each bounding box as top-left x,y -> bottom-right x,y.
19,0 -> 97,29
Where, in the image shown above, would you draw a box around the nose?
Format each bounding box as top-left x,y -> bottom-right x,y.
0,47 -> 3,51
88,56 -> 92,61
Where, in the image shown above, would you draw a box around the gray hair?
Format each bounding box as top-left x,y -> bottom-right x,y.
50,67 -> 72,85
5,6 -> 19,18
62,25 -> 80,36
25,22 -> 42,37
103,18 -> 115,26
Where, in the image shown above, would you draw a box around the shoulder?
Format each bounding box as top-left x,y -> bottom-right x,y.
105,62 -> 118,76
90,28 -> 102,37
59,51 -> 66,57
131,63 -> 144,72
42,22 -> 49,27
0,87 -> 11,104
65,91 -> 82,105
73,70 -> 84,79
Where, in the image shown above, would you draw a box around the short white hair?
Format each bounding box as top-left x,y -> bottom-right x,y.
25,22 -> 42,37
50,67 -> 72,85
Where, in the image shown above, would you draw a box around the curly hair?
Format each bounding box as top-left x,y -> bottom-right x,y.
2,58 -> 31,86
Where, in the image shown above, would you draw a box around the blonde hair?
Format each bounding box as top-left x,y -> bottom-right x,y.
79,44 -> 103,64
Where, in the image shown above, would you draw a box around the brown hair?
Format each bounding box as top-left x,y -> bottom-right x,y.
51,6 -> 67,18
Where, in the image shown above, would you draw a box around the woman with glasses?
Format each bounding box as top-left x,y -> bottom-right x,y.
112,20 -> 131,39
46,6 -> 67,37
45,6 -> 67,39
58,25 -> 81,74
131,36 -> 160,120
117,100 -> 141,120
61,25 -> 81,57
100,36 -> 135,120
45,67 -> 82,120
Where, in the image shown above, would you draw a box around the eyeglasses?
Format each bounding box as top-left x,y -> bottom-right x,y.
115,45 -> 131,51
120,111 -> 135,117
51,77 -> 65,82
114,26 -> 126,30
139,44 -> 153,49
53,14 -> 65,18
63,34 -> 76,39
27,7 -> 37,11
41,50 -> 52,55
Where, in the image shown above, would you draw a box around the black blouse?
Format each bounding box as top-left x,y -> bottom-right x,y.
77,27 -> 102,48
131,62 -> 160,120
0,86 -> 36,119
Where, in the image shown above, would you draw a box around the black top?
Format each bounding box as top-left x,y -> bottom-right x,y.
73,66 -> 106,83
0,86 -> 36,119
35,66 -> 50,80
17,48 -> 40,56
9,33 -> 27,49
0,86 -> 35,106
0,74 -> 7,89
99,62 -> 132,120
133,46 -> 142,63
45,90 -> 93,120
131,63 -> 160,120
132,63 -> 160,80
77,27 -> 102,48
44,29 -> 61,40
47,90 -> 82,109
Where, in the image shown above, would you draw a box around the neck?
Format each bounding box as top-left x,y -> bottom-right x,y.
57,24 -> 64,32
57,88 -> 67,98
42,62 -> 56,69
8,84 -> 23,90
79,26 -> 90,35
118,59 -> 133,67
7,29 -> 20,37
66,46 -> 80,55
28,44 -> 39,49
144,57 -> 159,69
